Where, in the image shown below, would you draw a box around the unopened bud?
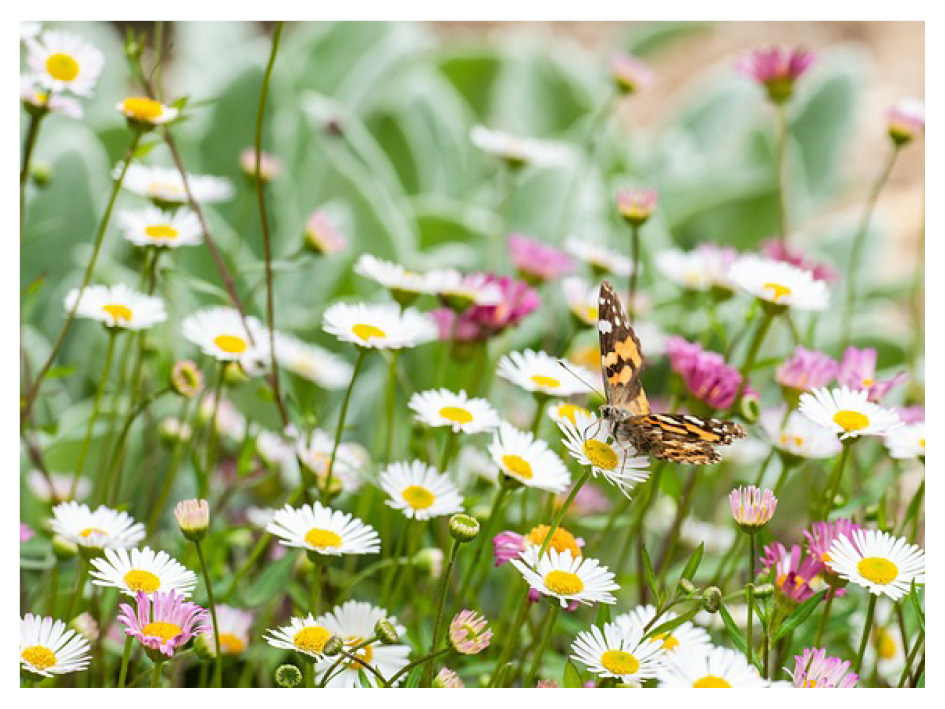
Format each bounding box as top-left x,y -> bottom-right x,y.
449,514 -> 480,543
193,633 -> 216,661
754,583 -> 775,599
375,618 -> 399,645
702,586 -> 722,613
31,161 -> 52,187
274,664 -> 302,688
322,635 -> 344,657
738,392 -> 761,423
174,498 -> 209,541
678,578 -> 697,595
171,360 -> 203,398
69,612 -> 99,643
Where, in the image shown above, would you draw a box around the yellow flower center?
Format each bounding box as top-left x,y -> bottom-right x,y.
873,627 -> 897,660
530,374 -> 560,389
122,96 -> 164,121
304,527 -> 343,549
213,334 -> 247,354
919,438 -> 925,449
141,621 -> 183,642
600,649 -> 640,675
439,406 -> 473,424
763,282 -> 792,301
293,626 -> 330,654
46,53 -> 79,81
857,557 -> 898,585
345,636 -> 374,667
582,439 -> 619,470
526,525 -> 582,557
79,527 -> 108,538
22,646 -> 57,671
102,303 -> 132,323
582,306 -> 599,322
218,632 -> 245,654
780,433 -> 805,448
502,453 -> 533,479
124,569 -> 162,593
544,570 -> 584,595
402,485 -> 435,510
693,674 -> 732,688
833,410 -> 869,433
653,632 -> 679,650
351,323 -> 386,341
557,403 -> 589,424
145,224 -> 179,240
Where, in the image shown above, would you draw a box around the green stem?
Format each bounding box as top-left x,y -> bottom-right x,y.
746,533 -> 756,665
736,309 -> 775,404
853,594 -> 877,675
195,540 -> 223,688
147,398 -> 192,534
318,635 -> 378,687
64,556 -> 89,620
438,429 -> 458,473
490,591 -> 530,686
386,646 -> 453,687
812,591 -> 834,648
628,223 -> 641,324
104,386 -> 172,506
655,466 -> 701,579
309,554 -> 322,616
201,364 -> 226,499
20,108 -> 47,235
898,629 -> 924,687
775,103 -> 790,243
458,485 -> 510,602
383,352 -> 397,465
423,540 -> 460,687
324,348 -> 367,501
117,635 -> 133,688
538,470 -> 590,558
821,441 -> 854,520
150,662 -> 162,688
71,330 -> 118,498
524,603 -> 560,687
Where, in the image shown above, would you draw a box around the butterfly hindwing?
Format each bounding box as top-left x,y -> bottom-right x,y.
597,281 -> 650,415
620,413 -> 747,465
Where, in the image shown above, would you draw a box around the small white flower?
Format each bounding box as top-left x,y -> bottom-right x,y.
354,254 -> 434,296
198,394 -> 248,442
294,428 -> 366,494
547,401 -> 593,427
182,307 -> 268,363
656,248 -> 735,292
264,614 -> 334,661
728,255 -> 828,311
557,410 -> 649,497
497,348 -> 594,398
20,74 -> 83,118
89,547 -> 197,598
565,237 -> 633,277
379,460 -> 464,520
272,330 -> 353,390
571,621 -> 666,683
322,302 -> 438,350
488,422 -> 571,493
826,529 -> 925,601
561,276 -> 601,326
884,422 -> 925,459
511,547 -> 619,607
615,604 -> 711,655
658,645 -> 768,687
26,30 -> 103,96
760,406 -> 842,458
266,502 -> 380,556
121,164 -> 234,204
20,614 -> 91,678
117,206 -> 202,249
64,284 -> 166,331
115,96 -> 179,125
470,125 -> 571,168
50,502 -> 145,551
255,429 -> 296,468
799,386 -> 901,439
425,269 -> 503,307
408,388 -> 500,434
202,605 -> 253,655
27,470 -> 89,503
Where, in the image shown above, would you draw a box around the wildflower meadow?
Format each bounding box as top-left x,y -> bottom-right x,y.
19,20 -> 925,689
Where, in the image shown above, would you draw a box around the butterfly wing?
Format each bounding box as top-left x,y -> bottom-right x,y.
624,413 -> 747,465
598,281 -> 650,415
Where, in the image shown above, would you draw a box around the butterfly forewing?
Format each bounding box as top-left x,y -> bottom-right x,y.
597,281 -> 650,415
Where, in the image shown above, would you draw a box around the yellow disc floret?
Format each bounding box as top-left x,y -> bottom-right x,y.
304,527 -> 343,549
402,485 -> 435,510
122,97 -> 164,121
857,557 -> 898,585
124,569 -> 162,593
439,406 -> 473,424
142,621 -> 183,642
213,334 -> 247,354
833,410 -> 869,433
46,53 -> 79,82
544,569 -> 584,595
600,649 -> 640,676
502,454 -> 533,479
693,674 -> 732,688
293,626 -> 330,654
526,525 -> 582,557
583,439 -> 619,470
351,323 -> 385,341
22,646 -> 57,671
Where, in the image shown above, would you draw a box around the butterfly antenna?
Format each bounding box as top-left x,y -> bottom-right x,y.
557,360 -> 605,399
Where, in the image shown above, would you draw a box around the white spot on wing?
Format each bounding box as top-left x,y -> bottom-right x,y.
598,320 -> 613,334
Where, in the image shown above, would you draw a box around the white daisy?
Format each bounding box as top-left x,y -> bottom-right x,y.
20,22 -> 42,41
266,502 -> 380,557
294,428 -> 365,493
571,621 -> 665,683
182,306 -> 268,363
557,410 -> 649,497
64,283 -> 166,331
562,276 -> 601,327
116,96 -> 179,126
547,401 -> 594,427
20,75 -> 82,118
117,206 -> 202,249
272,331 -> 353,389
407,388 -> 501,434
50,502 -> 144,551
198,394 -> 248,442
511,547 -> 618,607
202,605 -> 253,656
658,645 -> 768,687
379,460 -> 464,521
885,422 -> 925,459
26,30 -> 103,96
826,529 -> 925,601
121,164 -> 234,205
615,604 -> 711,654
656,247 -> 735,292
353,254 -> 434,298
265,614 -> 334,661
20,614 -> 91,678
322,302 -> 438,350
728,255 -> 828,311
760,406 -> 842,458
255,429 -> 296,468
313,601 -> 411,688
488,422 -> 571,493
89,546 -> 197,598
27,470 -> 89,503
425,270 -> 503,307
470,125 -> 571,168
497,348 -> 594,398
564,237 -> 633,277
799,386 -> 901,440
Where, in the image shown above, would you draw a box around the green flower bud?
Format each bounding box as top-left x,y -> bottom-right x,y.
449,514 -> 480,543
375,618 -> 399,645
678,578 -> 697,595
754,583 -> 775,599
701,586 -> 722,614
274,664 -> 302,688
322,635 -> 344,657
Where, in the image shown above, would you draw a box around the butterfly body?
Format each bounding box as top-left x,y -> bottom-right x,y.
596,281 -> 746,465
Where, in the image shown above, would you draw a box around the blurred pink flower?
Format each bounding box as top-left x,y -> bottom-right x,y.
239,147 -> 282,182
897,405 -> 925,424
616,186 -> 658,226
20,522 -> 34,543
536,679 -> 560,688
790,648 -> 858,688
776,346 -> 838,391
761,542 -> 840,603
303,210 -> 346,256
837,347 -> 908,402
558,483 -> 612,515
666,336 -> 751,410
432,274 -> 539,342
887,99 -> 924,145
610,52 -> 655,94
508,233 -> 574,283
737,47 -> 815,102
761,239 -> 837,283
493,531 -> 526,567
804,519 -> 861,565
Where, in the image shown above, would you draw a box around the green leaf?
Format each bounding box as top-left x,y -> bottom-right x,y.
773,589 -> 828,642
641,545 -> 660,600
644,607 -> 700,641
563,660 -> 583,688
679,542 -> 704,584
244,550 -> 295,606
133,140 -> 159,159
910,581 -> 924,633
46,365 -> 77,379
718,603 -> 749,656
404,666 -> 423,688
595,602 -> 612,627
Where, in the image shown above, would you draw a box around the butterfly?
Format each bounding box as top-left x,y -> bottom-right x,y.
596,280 -> 746,464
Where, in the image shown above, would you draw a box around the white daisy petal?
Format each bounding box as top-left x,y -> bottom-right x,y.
322,302 -> 438,350
20,614 -> 91,678
265,502 -> 380,557
614,604 -> 711,655
117,206 -> 202,248
658,645 -> 769,687
728,255 -> 828,311
488,422 -> 571,493
64,284 -> 166,331
884,423 -> 925,459
497,348 -> 594,398
557,410 -> 650,496
408,388 -> 500,434
26,30 -> 103,96
121,164 -> 234,204
826,529 -> 925,601
799,386 -> 901,440
571,621 -> 666,683
89,546 -> 197,598
511,547 -> 618,607
50,502 -> 145,551
182,307 -> 268,363
760,406 -> 843,458
379,460 -> 464,520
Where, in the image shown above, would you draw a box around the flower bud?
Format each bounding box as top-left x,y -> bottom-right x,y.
449,513 -> 480,543
31,161 -> 53,187
174,498 -> 209,541
240,147 -> 282,184
69,612 -> 99,643
616,186 -> 658,227
322,635 -> 344,657
193,633 -> 216,661
678,578 -> 697,595
303,211 -> 347,256
171,360 -> 203,398
754,583 -> 775,598
701,586 -> 722,614
738,391 -> 761,423
375,618 -> 400,645
159,417 -> 192,445
434,667 -> 465,688
887,99 -> 924,146
274,664 -> 302,688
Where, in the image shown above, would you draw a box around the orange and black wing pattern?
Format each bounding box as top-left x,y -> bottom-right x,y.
597,281 -> 650,415
623,413 -> 747,465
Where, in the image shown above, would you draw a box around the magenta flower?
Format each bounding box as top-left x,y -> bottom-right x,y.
887,99 -> 924,145
761,543 -> 837,604
432,274 -> 539,342
737,47 -> 815,103
118,590 -> 210,659
303,210 -> 347,256
493,531 -> 526,567
837,346 -> 908,402
897,405 -> 925,424
610,52 -> 655,94
616,186 -> 659,226
508,233 -> 574,284
20,522 -> 34,543
804,519 -> 861,566
790,648 -> 858,688
729,486 -> 777,530
776,346 -> 838,392
761,239 -> 837,283
666,337 -> 749,410
448,610 -> 492,655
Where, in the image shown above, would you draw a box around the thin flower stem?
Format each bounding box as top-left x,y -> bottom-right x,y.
752,449 -> 776,487
775,103 -> 790,244
21,130 -> 142,427
336,649 -> 388,686
821,440 -> 854,520
897,629 -> 924,687
254,21 -> 290,428
842,144 -> 901,347
383,352 -> 397,465
746,533 -> 756,665
195,540 -> 223,688
628,223 -> 641,324
538,469 -> 590,558
324,348 -> 368,501
458,485 -> 510,603
853,593 -> 877,675
735,308 -> 776,404
71,329 -> 118,499
147,397 -> 193,534
117,635 -> 133,688
523,603 -> 560,688
812,591 -> 834,648
438,429 -> 459,473
201,364 -> 226,499
20,109 -> 47,235
655,466 -> 702,580
150,663 -> 162,688
386,646 -> 453,687
423,540 -> 460,687
490,591 -> 530,686
65,556 -> 89,621
309,554 -> 322,616
318,634 -> 379,687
